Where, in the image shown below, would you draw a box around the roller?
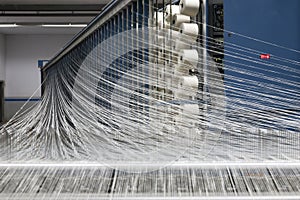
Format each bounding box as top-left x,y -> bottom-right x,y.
181,104 -> 199,125
179,23 -> 199,41
179,75 -> 198,93
153,11 -> 164,29
155,36 -> 164,45
157,29 -> 182,50
179,49 -> 199,67
165,5 -> 180,21
182,104 -> 199,115
174,39 -> 190,50
159,28 -> 178,40
172,14 -> 191,28
171,104 -> 199,127
179,0 -> 200,17
173,75 -> 198,98
174,64 -> 187,76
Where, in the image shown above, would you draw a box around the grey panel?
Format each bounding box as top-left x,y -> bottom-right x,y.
4,101 -> 37,122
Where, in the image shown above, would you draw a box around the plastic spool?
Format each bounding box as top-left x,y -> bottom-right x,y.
179,75 -> 198,94
179,23 -> 199,41
154,12 -> 164,29
174,38 -> 190,50
174,64 -> 187,76
159,28 -> 179,38
155,36 -> 164,45
157,30 -> 180,50
182,104 -> 199,115
165,5 -> 180,21
164,22 -> 171,29
165,77 -> 172,88
158,29 -> 180,50
166,29 -> 181,40
182,104 -> 199,128
181,104 -> 199,122
179,49 -> 199,68
179,0 -> 200,17
173,75 -> 198,98
172,14 -> 190,28
172,104 -> 199,127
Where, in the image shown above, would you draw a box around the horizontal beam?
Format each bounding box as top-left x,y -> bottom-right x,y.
0,4 -> 106,11
0,194 -> 299,200
1,162 -> 300,168
0,12 -> 99,17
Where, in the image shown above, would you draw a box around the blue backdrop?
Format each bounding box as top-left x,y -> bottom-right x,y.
223,0 -> 300,129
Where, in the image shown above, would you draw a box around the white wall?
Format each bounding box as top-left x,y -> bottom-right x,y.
0,34 -> 5,81
4,34 -> 74,121
5,34 -> 73,97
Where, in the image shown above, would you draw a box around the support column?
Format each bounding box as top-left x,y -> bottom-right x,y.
0,34 -> 5,123
0,34 -> 5,81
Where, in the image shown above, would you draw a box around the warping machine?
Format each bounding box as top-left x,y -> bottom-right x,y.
35,0 -> 226,162
0,0 -> 300,199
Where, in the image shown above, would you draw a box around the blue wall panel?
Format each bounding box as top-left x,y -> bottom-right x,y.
224,0 -> 300,128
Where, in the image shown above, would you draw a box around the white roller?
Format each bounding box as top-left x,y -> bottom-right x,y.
160,29 -> 181,48
179,76 -> 198,88
179,75 -> 198,92
155,36 -> 164,45
179,23 -> 199,41
181,104 -> 199,125
173,30 -> 181,39
174,64 -> 187,76
153,12 -> 164,29
173,75 -> 198,98
174,39 -> 190,50
172,14 -> 191,28
179,0 -> 200,17
167,29 -> 181,40
172,104 -> 199,126
179,49 -> 199,67
164,21 -> 171,29
182,104 -> 199,115
165,77 -> 173,88
158,29 -> 180,43
165,5 -> 180,21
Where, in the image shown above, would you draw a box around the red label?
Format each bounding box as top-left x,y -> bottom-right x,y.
260,54 -> 270,59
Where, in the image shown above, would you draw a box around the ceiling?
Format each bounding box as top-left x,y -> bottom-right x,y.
0,0 -> 111,34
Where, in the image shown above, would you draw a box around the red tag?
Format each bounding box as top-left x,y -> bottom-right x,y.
260,54 -> 270,59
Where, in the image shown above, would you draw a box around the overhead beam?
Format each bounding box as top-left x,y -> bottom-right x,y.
0,4 -> 106,11
0,12 -> 100,17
